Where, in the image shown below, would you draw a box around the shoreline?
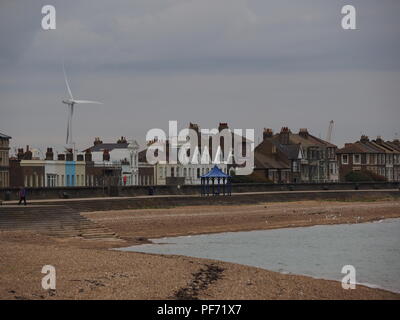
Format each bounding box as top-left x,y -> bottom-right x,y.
83,200 -> 400,245
126,215 -> 396,245
1,199 -> 400,300
117,217 -> 400,295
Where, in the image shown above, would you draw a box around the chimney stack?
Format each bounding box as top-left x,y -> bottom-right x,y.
94,137 -> 103,146
189,122 -> 201,148
85,149 -> 92,162
360,135 -> 369,143
263,128 -> 273,140
218,122 -> 229,132
375,136 -> 383,144
45,147 -> 54,160
299,128 -> 309,139
279,127 -> 290,145
103,149 -> 110,161
117,136 -> 127,144
189,122 -> 199,133
17,148 -> 24,160
23,145 -> 32,160
66,148 -> 73,161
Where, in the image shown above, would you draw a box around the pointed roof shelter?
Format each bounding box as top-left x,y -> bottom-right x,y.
201,165 -> 231,196
201,165 -> 230,179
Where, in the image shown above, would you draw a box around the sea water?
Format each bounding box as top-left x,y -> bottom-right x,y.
119,218 -> 400,293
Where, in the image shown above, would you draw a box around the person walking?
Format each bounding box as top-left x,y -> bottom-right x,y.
18,187 -> 27,205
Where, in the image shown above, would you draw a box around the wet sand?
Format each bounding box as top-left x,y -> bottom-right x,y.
83,200 -> 400,242
1,200 -> 400,300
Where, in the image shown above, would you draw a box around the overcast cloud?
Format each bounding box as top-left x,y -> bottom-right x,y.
0,0 -> 399,153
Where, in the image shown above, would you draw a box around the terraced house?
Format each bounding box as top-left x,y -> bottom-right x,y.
336,135 -> 400,182
10,146 -> 86,188
253,127 -> 338,183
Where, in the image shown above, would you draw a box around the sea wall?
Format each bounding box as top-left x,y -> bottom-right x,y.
1,181 -> 399,201
2,189 -> 399,212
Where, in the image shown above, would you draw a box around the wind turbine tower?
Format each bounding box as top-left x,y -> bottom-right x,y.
62,65 -> 102,148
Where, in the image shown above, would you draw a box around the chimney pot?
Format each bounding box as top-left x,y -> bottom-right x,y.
279,127 -> 291,144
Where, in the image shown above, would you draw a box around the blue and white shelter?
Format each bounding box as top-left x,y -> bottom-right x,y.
200,165 -> 231,196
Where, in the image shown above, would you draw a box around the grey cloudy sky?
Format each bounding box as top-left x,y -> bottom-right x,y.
0,0 -> 399,153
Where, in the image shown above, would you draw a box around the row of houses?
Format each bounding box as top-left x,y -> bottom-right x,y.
337,135 -> 400,182
253,127 -> 338,183
1,124 -> 400,189
9,145 -> 122,188
252,127 -> 400,183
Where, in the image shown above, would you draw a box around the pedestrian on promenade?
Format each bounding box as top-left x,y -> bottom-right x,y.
18,187 -> 27,205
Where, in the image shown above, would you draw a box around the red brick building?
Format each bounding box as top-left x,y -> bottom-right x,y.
336,136 -> 400,182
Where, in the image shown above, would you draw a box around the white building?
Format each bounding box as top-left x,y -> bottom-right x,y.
139,130 -> 228,186
85,137 -> 139,186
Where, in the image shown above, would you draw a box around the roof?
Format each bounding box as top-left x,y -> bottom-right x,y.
201,165 -> 230,178
336,143 -> 370,154
274,142 -> 301,160
254,152 -> 290,170
254,138 -> 293,169
385,141 -> 400,152
0,132 -> 11,139
337,139 -> 400,154
286,133 -> 336,148
85,142 -> 129,152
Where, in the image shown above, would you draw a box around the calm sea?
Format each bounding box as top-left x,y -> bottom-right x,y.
119,218 -> 400,293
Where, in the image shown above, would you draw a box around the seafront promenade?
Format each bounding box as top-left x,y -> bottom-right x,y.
1,188 -> 399,212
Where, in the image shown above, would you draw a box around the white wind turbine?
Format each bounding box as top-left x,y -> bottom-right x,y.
62,65 -> 102,147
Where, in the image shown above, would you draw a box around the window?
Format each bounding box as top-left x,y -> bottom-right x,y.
171,167 -> 175,177
341,154 -> 349,165
353,154 -> 361,164
292,161 -> 299,172
371,154 -> 376,164
197,168 -> 200,178
47,174 -> 56,187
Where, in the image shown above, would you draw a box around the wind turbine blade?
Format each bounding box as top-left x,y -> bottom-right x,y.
73,100 -> 102,104
63,64 -> 74,100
